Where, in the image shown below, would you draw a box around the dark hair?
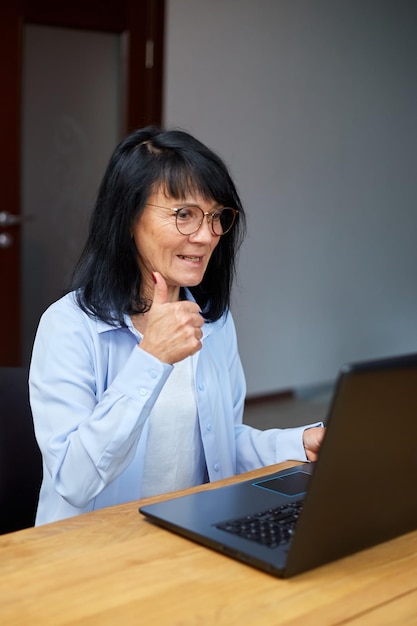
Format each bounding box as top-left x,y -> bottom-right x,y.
69,126 -> 246,324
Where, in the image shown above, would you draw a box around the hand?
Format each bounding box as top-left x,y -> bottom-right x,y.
139,272 -> 204,364
302,426 -> 326,462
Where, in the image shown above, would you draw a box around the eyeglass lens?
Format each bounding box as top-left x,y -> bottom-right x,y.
176,206 -> 236,235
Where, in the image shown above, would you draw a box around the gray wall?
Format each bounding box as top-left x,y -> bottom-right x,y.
164,0 -> 417,396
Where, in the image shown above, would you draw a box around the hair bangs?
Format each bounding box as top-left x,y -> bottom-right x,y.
155,150 -> 235,207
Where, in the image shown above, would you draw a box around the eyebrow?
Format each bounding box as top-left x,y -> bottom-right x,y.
173,201 -> 223,211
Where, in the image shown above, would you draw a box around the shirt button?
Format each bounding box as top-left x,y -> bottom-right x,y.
149,369 -> 158,379
139,388 -> 147,396
214,463 -> 220,472
198,383 -> 205,391
206,423 -> 212,431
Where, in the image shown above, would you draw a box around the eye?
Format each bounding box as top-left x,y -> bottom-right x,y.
176,206 -> 202,222
211,210 -> 222,222
176,207 -> 195,221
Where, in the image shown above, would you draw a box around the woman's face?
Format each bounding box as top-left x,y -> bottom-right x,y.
132,186 -> 221,301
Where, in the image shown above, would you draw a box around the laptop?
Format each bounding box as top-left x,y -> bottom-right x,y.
139,353 -> 417,578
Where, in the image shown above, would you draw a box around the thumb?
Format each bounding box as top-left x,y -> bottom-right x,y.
151,271 -> 168,306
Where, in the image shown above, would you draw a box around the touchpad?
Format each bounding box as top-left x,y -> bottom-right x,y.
253,470 -> 310,496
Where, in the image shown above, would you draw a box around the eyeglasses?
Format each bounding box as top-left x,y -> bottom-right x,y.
146,203 -> 238,236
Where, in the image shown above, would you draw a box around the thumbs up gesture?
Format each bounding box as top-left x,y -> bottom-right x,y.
139,272 -> 204,364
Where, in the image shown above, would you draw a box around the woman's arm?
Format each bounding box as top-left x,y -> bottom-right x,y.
30,295 -> 172,508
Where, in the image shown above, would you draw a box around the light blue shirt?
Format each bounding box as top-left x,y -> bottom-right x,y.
30,291 -> 318,525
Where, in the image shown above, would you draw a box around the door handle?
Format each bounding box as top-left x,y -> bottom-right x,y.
0,211 -> 27,227
0,232 -> 13,248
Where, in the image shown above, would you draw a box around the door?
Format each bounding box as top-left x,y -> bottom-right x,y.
0,0 -> 164,365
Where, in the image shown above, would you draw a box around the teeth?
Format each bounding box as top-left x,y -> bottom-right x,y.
179,255 -> 200,261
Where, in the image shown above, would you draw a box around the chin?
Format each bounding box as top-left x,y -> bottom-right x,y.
181,281 -> 202,290
177,271 -> 206,287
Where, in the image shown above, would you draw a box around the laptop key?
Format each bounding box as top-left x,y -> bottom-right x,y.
215,500 -> 303,548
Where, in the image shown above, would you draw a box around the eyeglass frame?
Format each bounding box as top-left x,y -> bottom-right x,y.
145,202 -> 239,236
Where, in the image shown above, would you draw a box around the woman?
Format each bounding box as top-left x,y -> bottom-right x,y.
29,126 -> 325,525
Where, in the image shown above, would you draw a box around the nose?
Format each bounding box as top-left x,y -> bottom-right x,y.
189,214 -> 218,242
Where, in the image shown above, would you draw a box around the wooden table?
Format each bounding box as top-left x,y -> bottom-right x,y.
1,461 -> 417,625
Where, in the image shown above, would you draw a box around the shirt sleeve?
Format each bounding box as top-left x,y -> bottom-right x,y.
30,296 -> 172,508
234,422 -> 324,474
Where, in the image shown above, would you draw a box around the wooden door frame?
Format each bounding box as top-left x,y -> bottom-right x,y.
0,8 -> 21,365
0,0 -> 165,365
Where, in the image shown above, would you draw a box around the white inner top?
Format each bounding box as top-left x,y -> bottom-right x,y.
141,355 -> 207,498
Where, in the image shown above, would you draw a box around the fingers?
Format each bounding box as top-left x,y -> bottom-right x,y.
151,271 -> 168,305
141,306 -> 203,363
303,426 -> 326,462
139,271 -> 204,363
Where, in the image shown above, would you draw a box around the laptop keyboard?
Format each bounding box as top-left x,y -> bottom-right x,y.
214,500 -> 303,548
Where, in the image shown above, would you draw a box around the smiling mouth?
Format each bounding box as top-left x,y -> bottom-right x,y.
178,255 -> 202,262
